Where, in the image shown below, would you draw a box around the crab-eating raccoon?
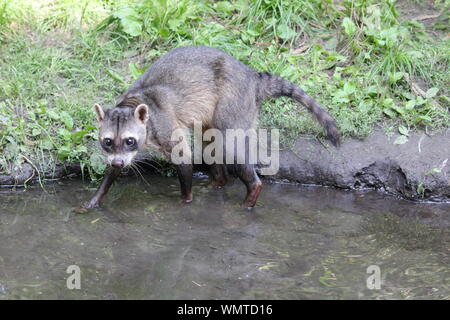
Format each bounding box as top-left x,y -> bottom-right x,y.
84,46 -> 340,209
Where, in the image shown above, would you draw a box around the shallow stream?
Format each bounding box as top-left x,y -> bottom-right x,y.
0,174 -> 448,299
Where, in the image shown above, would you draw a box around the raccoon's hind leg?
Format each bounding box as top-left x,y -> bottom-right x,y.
213,96 -> 261,208
171,136 -> 193,203
209,163 -> 228,187
235,164 -> 262,208
176,164 -> 193,203
203,140 -> 228,187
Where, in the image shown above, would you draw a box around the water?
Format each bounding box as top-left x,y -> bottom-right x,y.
0,174 -> 448,299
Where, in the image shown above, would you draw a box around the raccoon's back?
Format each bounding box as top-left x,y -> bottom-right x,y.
131,46 -> 256,95
123,46 -> 259,128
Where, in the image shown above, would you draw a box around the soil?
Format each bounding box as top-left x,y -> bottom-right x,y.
264,128 -> 449,202
396,0 -> 449,38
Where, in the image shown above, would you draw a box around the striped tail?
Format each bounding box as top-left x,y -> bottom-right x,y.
257,72 -> 340,146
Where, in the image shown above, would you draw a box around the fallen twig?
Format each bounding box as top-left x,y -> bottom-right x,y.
415,14 -> 441,21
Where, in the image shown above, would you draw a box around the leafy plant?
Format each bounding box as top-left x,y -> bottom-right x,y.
97,0 -> 209,43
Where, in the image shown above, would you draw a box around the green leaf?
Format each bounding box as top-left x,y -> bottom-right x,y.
383,108 -> 396,118
122,20 -> 142,37
57,146 -> 71,161
40,139 -> 53,150
342,17 -> 356,37
129,62 -> 146,80
342,82 -> 356,95
398,125 -> 409,136
158,27 -> 170,38
394,135 -> 408,145
60,111 -> 74,130
85,125 -> 97,131
416,115 -> 432,122
417,184 -> 425,197
46,109 -> 60,120
70,130 -> 89,144
106,69 -> 125,83
365,85 -> 379,96
31,128 -> 41,137
425,87 -> 439,99
390,104 -> 405,116
324,37 -> 338,51
388,72 -> 404,84
58,128 -> 71,139
405,100 -> 416,110
277,24 -> 297,40
89,153 -> 107,174
114,7 -> 142,37
75,145 -> 87,154
425,168 -> 441,175
246,28 -> 260,37
168,18 -> 183,31
215,1 -> 235,14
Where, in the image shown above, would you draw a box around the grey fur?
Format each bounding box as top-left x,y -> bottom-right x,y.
88,46 -> 340,208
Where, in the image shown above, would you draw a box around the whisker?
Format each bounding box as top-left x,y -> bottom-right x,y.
128,165 -> 139,180
133,159 -> 162,174
131,162 -> 151,187
133,162 -> 152,178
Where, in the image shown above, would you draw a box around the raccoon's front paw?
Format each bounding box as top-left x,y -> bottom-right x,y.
241,183 -> 262,209
73,206 -> 89,214
209,179 -> 227,188
82,199 -> 99,210
181,192 -> 193,204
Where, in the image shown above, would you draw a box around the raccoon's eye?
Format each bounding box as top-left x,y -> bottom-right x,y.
103,138 -> 112,147
126,137 -> 136,146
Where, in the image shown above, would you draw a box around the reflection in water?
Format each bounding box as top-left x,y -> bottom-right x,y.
0,174 -> 448,299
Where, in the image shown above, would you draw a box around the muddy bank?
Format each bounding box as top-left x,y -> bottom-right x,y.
0,163 -> 81,187
265,128 -> 449,202
1,129 -> 449,202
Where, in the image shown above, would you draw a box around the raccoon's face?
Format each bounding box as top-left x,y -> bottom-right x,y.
94,103 -> 149,168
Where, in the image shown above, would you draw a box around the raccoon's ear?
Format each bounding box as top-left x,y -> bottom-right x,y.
135,104 -> 149,124
93,103 -> 105,122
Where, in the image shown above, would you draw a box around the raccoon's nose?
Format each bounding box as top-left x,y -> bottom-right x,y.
111,159 -> 124,168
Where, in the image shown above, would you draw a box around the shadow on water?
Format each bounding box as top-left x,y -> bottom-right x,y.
0,174 -> 448,299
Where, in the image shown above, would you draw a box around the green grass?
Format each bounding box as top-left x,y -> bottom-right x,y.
0,0 -> 449,180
